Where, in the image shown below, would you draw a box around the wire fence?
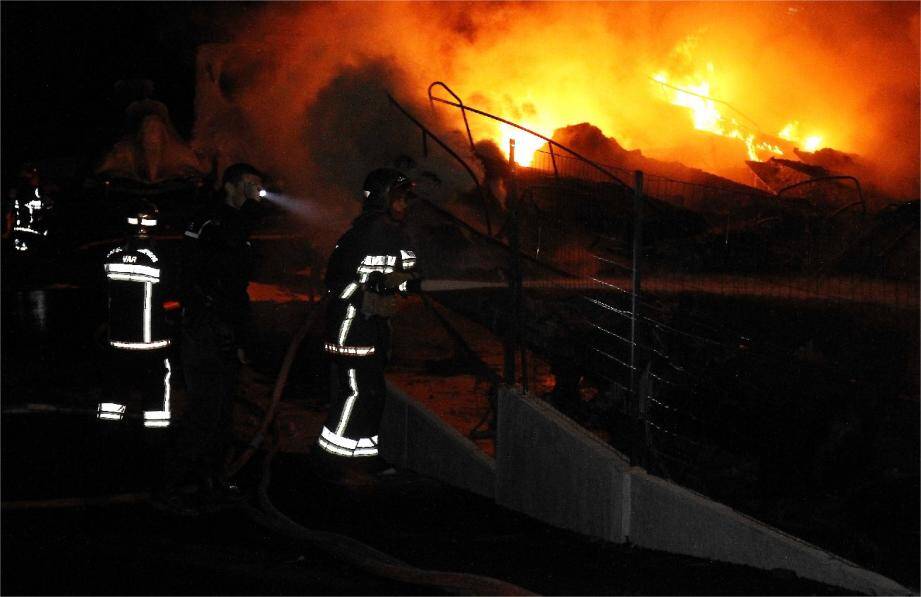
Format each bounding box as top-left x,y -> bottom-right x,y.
505,146 -> 918,499
400,85 -> 918,578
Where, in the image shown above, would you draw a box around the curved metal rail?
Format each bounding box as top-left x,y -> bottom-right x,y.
427,81 -> 633,193
387,93 -> 493,236
777,175 -> 866,216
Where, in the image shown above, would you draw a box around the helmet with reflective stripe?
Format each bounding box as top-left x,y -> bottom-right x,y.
127,201 -> 159,235
362,168 -> 412,214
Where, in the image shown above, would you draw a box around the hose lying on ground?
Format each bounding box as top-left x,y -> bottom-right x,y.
246,434 -> 536,596
223,296 -> 328,479
234,296 -> 535,595
4,295 -> 537,594
1,493 -> 150,511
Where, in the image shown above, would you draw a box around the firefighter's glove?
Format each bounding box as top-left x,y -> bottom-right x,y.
361,290 -> 400,319
382,271 -> 423,296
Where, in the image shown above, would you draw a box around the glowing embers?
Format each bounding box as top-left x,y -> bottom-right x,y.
97,402 -> 126,421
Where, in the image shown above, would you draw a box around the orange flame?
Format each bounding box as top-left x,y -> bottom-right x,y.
778,121 -> 824,152
650,63 -> 786,162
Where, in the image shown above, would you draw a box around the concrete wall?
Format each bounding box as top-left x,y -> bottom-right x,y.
379,381 -> 495,499
628,470 -> 912,596
379,380 -> 911,595
495,387 -> 631,542
494,388 -> 913,596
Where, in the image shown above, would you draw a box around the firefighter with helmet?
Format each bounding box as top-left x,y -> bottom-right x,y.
315,168 -> 423,478
10,164 -> 52,253
98,201 -> 174,429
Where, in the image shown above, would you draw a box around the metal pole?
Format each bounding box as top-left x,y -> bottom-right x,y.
503,138 -> 520,387
630,170 -> 645,467
629,170 -> 644,393
548,143 -> 559,178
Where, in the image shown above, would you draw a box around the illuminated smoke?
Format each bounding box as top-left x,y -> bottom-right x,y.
260,191 -> 326,223
192,1 -> 919,227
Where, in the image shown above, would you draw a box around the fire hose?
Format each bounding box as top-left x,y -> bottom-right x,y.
227,291 -> 533,595
3,292 -> 535,595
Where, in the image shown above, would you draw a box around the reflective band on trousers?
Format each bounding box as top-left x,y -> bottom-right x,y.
337,304 -> 357,346
335,368 -> 359,436
97,402 -> 126,421
110,339 -> 171,350
319,427 -> 379,458
324,342 -> 375,356
143,358 -> 171,428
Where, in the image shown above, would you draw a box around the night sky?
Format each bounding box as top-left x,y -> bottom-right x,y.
1,2 -> 253,180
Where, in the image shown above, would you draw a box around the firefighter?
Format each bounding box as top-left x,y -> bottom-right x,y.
153,163 -> 265,514
98,202 -> 173,429
315,168 -> 422,478
10,165 -> 51,253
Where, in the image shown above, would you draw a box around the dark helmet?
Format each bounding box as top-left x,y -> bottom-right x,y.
362,168 -> 413,214
127,201 -> 159,235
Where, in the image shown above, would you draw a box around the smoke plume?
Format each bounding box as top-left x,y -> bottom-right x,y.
191,1 -> 919,235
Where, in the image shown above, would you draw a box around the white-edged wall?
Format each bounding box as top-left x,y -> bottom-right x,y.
379,381 -> 913,595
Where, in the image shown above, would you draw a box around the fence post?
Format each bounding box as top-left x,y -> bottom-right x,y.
630,170 -> 646,467
504,138 -> 522,388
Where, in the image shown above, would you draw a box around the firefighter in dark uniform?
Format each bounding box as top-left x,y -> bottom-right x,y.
153,163 -> 265,514
98,202 -> 173,428
10,165 -> 51,254
316,168 -> 422,473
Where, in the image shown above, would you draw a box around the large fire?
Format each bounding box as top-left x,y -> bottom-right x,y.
200,2 -> 919,198
490,35 -> 830,167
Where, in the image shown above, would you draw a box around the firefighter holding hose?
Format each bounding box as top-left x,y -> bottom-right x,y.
314,168 -> 422,481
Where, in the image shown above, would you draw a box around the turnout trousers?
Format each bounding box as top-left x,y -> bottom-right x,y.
98,346 -> 172,428
162,313 -> 239,489
318,353 -> 386,459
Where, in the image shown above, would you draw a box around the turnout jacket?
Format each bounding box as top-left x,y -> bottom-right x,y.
180,203 -> 254,332
323,211 -> 417,357
105,237 -> 170,350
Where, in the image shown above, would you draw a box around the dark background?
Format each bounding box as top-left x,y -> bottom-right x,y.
0,2 -> 260,182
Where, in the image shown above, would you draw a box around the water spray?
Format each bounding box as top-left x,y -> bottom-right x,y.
420,279 -> 507,292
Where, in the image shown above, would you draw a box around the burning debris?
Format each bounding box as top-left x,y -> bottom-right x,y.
171,2 -> 918,241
